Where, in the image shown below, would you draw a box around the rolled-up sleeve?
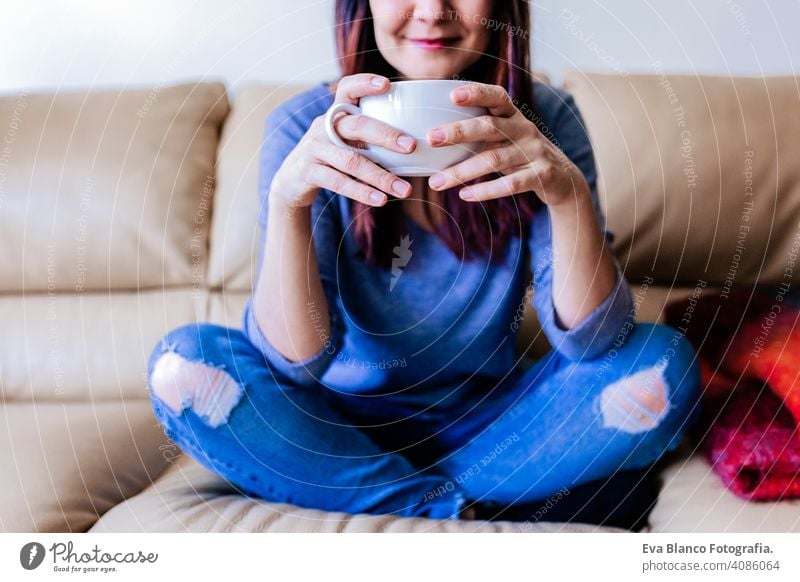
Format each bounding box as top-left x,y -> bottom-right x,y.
242,291 -> 342,388
242,96 -> 344,388
528,91 -> 634,361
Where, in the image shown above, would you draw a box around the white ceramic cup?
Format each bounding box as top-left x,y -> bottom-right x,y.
324,79 -> 488,177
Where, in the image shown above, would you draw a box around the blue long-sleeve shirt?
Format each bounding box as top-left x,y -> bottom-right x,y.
242,79 -> 634,416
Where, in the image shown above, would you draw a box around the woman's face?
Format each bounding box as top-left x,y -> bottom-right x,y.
370,0 -> 494,80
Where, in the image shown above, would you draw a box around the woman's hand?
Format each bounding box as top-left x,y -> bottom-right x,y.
270,74 -> 416,210
425,82 -> 589,207
426,82 -> 620,332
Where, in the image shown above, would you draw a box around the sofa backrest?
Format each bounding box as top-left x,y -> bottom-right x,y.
563,71 -> 800,288
0,83 -> 229,292
210,85 -> 309,292
0,83 -> 229,401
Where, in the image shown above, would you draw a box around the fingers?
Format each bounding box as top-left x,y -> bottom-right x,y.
456,158 -> 556,201
451,82 -> 518,117
305,163 -> 389,207
314,139 -> 412,201
456,157 -> 571,203
334,113 -> 416,154
334,74 -> 391,105
426,114 -> 514,147
428,144 -> 527,191
457,171 -> 532,201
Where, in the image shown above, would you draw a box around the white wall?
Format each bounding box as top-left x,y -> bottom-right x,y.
1,0 -> 797,95
533,0 -> 800,85
0,0 -> 339,94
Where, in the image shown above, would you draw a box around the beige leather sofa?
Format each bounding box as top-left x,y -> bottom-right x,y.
2,70 -> 799,533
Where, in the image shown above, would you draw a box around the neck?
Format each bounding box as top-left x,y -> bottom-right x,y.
401,177 -> 442,232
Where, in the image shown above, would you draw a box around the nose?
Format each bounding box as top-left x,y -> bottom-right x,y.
410,0 -> 451,22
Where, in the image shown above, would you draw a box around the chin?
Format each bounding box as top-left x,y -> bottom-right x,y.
394,60 -> 466,80
399,70 -> 459,80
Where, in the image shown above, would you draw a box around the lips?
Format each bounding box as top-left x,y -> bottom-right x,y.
406,37 -> 459,49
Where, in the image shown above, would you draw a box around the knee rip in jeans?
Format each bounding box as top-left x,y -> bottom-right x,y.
150,350 -> 244,428
597,359 -> 670,434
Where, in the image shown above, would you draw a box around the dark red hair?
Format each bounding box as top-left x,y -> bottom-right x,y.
333,0 -> 542,268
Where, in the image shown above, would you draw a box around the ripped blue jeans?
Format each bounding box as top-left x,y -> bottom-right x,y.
147,321 -> 701,520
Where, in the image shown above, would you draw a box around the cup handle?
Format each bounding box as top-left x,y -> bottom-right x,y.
324,102 -> 362,151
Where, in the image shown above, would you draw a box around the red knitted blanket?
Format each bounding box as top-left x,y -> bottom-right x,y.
664,287 -> 800,501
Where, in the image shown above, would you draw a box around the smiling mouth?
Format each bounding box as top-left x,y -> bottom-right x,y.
405,37 -> 460,49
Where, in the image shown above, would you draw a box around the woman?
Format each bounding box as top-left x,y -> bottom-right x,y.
147,0 -> 701,522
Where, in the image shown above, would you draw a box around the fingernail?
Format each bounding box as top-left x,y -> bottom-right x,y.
453,88 -> 468,102
429,174 -> 446,189
397,135 -> 415,151
429,129 -> 445,144
371,77 -> 387,87
370,191 -> 386,204
460,188 -> 475,200
392,180 -> 410,196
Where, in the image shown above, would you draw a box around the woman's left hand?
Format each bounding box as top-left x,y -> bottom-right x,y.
426,82 -> 589,207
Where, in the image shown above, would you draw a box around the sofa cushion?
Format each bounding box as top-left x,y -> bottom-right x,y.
649,443 -> 800,532
0,400 -> 173,532
87,454 -> 623,533
0,288 -> 207,401
0,82 -> 229,292
563,71 -> 800,287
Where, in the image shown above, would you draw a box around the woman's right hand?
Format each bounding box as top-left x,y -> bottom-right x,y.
270,74 -> 417,209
